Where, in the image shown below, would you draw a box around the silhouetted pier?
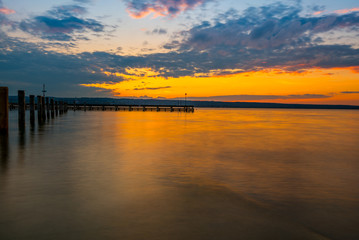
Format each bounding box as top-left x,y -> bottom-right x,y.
0,86 -> 194,134
69,104 -> 194,112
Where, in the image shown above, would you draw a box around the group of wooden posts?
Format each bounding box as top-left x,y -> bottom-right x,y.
0,87 -> 67,134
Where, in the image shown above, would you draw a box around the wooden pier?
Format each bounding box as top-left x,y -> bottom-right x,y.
68,104 -> 194,112
0,87 -> 195,134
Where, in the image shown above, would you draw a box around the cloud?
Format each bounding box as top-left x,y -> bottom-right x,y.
153,2 -> 359,75
180,3 -> 359,51
341,91 -> 359,94
334,8 -> 359,14
19,4 -> 104,41
133,86 -> 171,90
125,0 -> 211,19
146,28 -> 167,35
174,94 -> 332,101
0,0 -> 15,26
0,8 -> 15,15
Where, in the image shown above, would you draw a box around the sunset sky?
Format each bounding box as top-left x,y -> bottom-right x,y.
0,0 -> 359,105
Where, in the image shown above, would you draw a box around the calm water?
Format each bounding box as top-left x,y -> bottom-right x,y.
1,108 -> 359,240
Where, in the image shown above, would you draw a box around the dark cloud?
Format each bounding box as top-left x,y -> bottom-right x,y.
146,28 -> 167,35
19,4 -> 104,41
154,2 -> 359,75
133,86 -> 171,90
73,0 -> 92,3
341,91 -> 359,94
125,0 -> 211,18
179,2 -> 359,51
172,94 -> 332,101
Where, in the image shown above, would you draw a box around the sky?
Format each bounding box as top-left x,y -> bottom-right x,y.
0,0 -> 359,105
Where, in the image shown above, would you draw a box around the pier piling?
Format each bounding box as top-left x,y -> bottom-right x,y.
0,87 -> 9,134
46,97 -> 50,119
29,95 -> 35,127
41,97 -> 46,121
37,96 -> 42,123
55,101 -> 59,116
50,99 -> 55,118
18,90 -> 26,130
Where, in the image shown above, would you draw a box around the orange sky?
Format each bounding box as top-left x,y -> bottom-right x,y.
81,67 -> 359,105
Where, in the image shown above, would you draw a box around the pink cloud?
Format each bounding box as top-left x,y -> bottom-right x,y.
334,7 -> 359,14
126,0 -> 208,19
0,7 -> 15,15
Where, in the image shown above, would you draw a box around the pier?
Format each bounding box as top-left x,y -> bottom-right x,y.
0,87 -> 194,134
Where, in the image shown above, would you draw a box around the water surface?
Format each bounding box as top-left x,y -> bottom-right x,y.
1,108 -> 359,239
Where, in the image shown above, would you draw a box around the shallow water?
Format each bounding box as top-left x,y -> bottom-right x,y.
1,108 -> 359,239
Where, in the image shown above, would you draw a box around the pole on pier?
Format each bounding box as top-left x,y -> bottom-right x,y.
18,90 -> 26,131
0,87 -> 9,134
37,96 -> 42,123
29,95 -> 35,127
50,99 -> 55,118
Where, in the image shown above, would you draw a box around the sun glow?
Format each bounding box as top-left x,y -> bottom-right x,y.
80,67 -> 359,105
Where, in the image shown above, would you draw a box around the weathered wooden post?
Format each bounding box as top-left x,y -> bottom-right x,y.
37,96 -> 42,123
0,87 -> 9,134
170,106 -> 174,112
59,101 -> 63,115
50,99 -> 55,118
55,101 -> 58,116
157,106 -> 160,112
29,95 -> 35,127
41,96 -> 46,120
18,90 -> 26,130
46,97 -> 50,119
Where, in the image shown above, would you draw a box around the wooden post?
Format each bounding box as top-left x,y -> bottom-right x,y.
0,87 -> 9,134
50,99 -> 55,118
59,101 -> 63,115
55,101 -> 58,116
46,97 -> 50,119
37,96 -> 42,123
18,90 -> 25,130
157,106 -> 160,112
29,95 -> 35,126
41,96 -> 46,120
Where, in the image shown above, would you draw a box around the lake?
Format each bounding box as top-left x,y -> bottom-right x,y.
1,108 -> 359,240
